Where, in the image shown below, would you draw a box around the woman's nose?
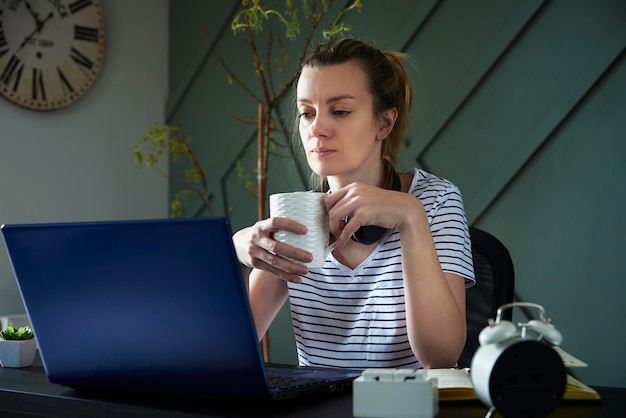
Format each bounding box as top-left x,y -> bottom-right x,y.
310,113 -> 331,138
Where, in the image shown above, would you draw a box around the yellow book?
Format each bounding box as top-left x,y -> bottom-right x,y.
564,374 -> 602,401
424,368 -> 600,402
424,368 -> 477,401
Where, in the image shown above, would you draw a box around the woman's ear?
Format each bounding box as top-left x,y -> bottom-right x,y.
376,108 -> 398,141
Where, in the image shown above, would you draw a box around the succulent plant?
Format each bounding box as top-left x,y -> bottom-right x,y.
0,326 -> 34,340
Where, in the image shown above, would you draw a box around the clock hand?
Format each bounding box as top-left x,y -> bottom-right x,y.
37,11 -> 54,32
18,28 -> 38,50
24,0 -> 41,25
16,12 -> 54,52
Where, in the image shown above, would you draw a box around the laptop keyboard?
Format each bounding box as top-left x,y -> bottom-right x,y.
268,375 -> 330,391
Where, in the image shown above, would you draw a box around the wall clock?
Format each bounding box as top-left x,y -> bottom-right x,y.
0,0 -> 106,111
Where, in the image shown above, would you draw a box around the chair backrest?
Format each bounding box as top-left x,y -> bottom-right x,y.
458,227 -> 515,368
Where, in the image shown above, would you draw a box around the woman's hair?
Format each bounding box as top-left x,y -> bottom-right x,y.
296,38 -> 413,192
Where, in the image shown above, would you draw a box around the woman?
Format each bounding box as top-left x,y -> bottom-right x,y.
233,38 -> 475,369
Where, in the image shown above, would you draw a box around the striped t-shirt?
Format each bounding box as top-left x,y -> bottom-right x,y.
286,168 -> 475,369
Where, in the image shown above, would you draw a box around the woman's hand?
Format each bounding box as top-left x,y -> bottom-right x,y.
326,182 -> 420,249
232,217 -> 313,283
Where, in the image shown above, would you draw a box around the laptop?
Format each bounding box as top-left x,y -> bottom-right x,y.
1,218 -> 360,400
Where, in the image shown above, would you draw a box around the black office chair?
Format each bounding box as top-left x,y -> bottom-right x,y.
457,227 -> 515,368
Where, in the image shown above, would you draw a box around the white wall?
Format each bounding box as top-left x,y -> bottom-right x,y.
0,0 -> 169,315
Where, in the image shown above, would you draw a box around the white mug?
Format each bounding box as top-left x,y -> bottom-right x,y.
269,192 -> 332,268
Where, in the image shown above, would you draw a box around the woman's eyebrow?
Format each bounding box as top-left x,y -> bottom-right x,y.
326,94 -> 357,103
297,94 -> 358,104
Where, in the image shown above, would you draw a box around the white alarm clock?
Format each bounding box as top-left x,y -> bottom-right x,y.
471,302 -> 567,418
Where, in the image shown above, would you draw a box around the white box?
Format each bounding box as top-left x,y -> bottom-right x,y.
353,369 -> 438,418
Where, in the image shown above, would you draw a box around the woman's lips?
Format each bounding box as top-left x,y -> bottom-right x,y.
311,147 -> 335,158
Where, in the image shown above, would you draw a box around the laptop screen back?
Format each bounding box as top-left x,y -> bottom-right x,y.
2,218 -> 272,398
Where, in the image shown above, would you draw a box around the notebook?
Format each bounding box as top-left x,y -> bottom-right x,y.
1,218 -> 360,400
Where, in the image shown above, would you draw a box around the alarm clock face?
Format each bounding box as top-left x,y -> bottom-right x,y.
472,338 -> 567,418
0,0 -> 106,111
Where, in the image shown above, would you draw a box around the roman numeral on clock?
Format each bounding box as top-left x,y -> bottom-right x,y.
74,25 -> 99,43
0,27 -> 9,59
32,68 -> 46,101
57,67 -> 74,93
68,0 -> 93,15
1,55 -> 24,91
70,47 -> 94,70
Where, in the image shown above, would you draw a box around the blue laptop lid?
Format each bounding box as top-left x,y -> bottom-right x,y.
1,218 -> 272,398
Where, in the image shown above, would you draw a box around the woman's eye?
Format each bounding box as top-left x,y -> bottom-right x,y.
334,110 -> 350,117
298,112 -> 312,120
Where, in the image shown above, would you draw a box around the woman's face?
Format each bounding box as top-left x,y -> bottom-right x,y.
297,61 -> 391,183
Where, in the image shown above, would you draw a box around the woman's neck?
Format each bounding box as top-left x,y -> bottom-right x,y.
327,167 -> 385,192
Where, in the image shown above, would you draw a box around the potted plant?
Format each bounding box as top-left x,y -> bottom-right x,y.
0,326 -> 37,368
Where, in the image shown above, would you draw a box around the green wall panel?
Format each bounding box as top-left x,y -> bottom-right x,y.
422,0 -> 626,223
403,0 -> 545,156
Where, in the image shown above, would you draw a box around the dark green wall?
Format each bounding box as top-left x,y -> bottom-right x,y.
168,0 -> 626,387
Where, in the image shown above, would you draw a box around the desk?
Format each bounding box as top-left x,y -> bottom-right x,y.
0,366 -> 622,418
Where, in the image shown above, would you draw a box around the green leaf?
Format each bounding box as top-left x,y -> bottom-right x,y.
1,326 -> 34,340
